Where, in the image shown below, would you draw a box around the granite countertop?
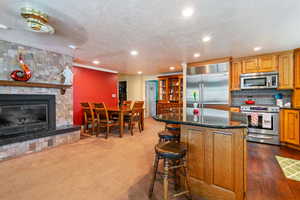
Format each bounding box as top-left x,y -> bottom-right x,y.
153,108 -> 248,129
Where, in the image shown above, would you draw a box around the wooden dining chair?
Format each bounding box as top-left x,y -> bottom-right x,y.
128,101 -> 144,135
93,102 -> 119,139
122,100 -> 132,109
80,102 -> 97,135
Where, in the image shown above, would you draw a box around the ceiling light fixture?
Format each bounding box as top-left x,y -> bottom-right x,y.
202,36 -> 211,42
193,53 -> 200,58
0,24 -> 8,30
182,7 -> 194,17
68,45 -> 77,49
137,71 -> 143,74
130,50 -> 139,56
20,7 -> 55,34
93,60 -> 100,64
254,46 -> 262,51
169,66 -> 175,70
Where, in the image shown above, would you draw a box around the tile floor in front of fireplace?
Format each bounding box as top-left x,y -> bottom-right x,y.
1,118 -> 300,200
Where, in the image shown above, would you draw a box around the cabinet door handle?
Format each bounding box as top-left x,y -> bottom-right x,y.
213,131 -> 232,136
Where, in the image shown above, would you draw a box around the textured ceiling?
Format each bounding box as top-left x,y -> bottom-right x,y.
0,0 -> 300,74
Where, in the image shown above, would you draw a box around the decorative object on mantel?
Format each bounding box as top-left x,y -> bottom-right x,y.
0,80 -> 71,95
10,52 -> 32,82
61,66 -> 73,85
20,7 -> 55,34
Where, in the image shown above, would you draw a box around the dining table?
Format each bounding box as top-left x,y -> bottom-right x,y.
107,107 -> 144,137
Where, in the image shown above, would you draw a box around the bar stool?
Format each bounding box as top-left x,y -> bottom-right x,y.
165,123 -> 181,133
158,130 -> 180,143
149,141 -> 192,200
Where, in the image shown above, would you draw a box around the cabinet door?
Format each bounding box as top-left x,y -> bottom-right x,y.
295,50 -> 300,88
230,61 -> 242,90
242,58 -> 258,73
293,89 -> 300,108
258,55 -> 278,72
230,107 -> 240,112
283,110 -> 300,145
278,53 -> 294,89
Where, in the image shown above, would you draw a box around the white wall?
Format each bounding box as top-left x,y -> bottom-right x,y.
118,74 -> 157,117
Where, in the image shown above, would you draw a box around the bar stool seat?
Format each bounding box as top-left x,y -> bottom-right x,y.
155,141 -> 187,159
166,123 -> 181,132
158,130 -> 180,143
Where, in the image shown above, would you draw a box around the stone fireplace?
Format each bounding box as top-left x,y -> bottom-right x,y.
0,40 -> 80,161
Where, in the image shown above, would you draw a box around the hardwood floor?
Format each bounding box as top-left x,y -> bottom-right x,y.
247,142 -> 300,200
0,119 -> 299,200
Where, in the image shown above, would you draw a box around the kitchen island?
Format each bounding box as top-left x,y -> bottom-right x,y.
153,108 -> 248,200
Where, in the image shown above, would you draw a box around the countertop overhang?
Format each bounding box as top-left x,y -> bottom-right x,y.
153,108 -> 248,129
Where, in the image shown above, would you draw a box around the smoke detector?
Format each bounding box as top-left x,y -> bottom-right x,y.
20,7 -> 55,34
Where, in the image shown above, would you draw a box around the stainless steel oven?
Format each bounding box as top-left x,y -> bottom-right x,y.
240,72 -> 278,89
241,105 -> 280,145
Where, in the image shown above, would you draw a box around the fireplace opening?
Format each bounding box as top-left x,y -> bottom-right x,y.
0,94 -> 56,138
0,104 -> 48,135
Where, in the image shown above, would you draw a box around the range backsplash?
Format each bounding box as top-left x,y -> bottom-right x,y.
231,89 -> 292,107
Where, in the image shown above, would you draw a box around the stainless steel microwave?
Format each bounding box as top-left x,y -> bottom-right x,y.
240,72 -> 278,89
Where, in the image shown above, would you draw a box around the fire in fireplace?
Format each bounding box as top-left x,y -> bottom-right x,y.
0,94 -> 55,137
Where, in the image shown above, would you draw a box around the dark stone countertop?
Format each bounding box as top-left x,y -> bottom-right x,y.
0,125 -> 80,146
153,108 -> 248,129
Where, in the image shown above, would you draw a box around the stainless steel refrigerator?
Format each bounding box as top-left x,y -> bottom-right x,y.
186,62 -> 229,110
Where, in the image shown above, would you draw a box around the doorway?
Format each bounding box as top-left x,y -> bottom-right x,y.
145,80 -> 158,117
119,81 -> 127,106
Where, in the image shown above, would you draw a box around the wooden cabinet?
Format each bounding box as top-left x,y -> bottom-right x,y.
242,57 -> 258,73
158,75 -> 183,102
242,55 -> 278,74
293,89 -> 300,108
278,52 -> 294,89
281,109 -> 300,145
258,54 -> 278,72
294,49 -> 300,88
181,125 -> 246,200
230,61 -> 242,90
230,107 -> 240,112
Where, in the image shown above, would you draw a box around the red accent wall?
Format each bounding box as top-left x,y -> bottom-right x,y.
73,67 -> 118,125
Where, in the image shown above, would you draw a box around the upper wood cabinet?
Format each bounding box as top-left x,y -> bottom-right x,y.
281,109 -> 300,145
278,52 -> 294,89
242,57 -> 258,73
293,89 -> 300,108
258,54 -> 278,72
295,49 -> 300,88
230,61 -> 242,90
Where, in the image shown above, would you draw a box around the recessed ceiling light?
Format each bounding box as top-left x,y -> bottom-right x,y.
68,44 -> 77,49
0,24 -> 8,30
182,7 -> 194,17
254,46 -> 262,51
130,50 -> 139,56
137,71 -> 143,74
169,66 -> 175,70
202,36 -> 211,42
93,60 -> 100,64
193,53 -> 200,58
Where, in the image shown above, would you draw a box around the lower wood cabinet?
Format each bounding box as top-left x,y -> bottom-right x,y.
181,125 -> 247,200
281,109 -> 300,145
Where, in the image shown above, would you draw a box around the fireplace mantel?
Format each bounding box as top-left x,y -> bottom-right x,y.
0,80 -> 72,95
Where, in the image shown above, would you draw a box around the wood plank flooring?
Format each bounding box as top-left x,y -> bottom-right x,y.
247,142 -> 300,200
0,118 -> 299,200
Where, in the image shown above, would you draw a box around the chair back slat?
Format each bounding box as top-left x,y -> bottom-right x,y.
122,100 -> 132,109
93,102 -> 109,122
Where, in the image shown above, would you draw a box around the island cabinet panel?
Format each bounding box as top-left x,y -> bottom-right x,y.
278,52 -> 294,89
258,55 -> 278,72
181,125 -> 247,200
